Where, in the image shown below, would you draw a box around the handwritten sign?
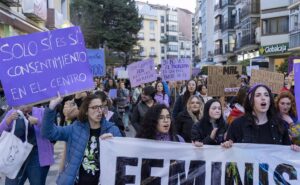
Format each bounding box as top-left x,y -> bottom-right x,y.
127,59 -> 157,87
250,70 -> 284,94
0,26 -> 94,106
207,65 -> 242,97
87,49 -> 105,77
108,89 -> 117,99
161,59 -> 191,81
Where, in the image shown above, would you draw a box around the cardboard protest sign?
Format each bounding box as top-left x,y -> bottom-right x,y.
207,65 -> 242,97
250,70 -> 284,94
294,60 -> 300,122
161,59 -> 191,81
127,59 -> 157,87
0,26 -> 94,106
101,137 -> 300,185
87,49 -> 105,76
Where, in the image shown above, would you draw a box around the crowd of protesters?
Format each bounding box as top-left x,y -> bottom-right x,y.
0,70 -> 299,185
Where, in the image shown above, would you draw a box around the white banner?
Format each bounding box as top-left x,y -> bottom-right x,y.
100,138 -> 300,185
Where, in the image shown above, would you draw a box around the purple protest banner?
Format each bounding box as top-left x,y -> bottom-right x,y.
127,59 -> 157,87
294,60 -> 300,122
0,26 -> 94,106
288,57 -> 300,74
161,58 -> 191,81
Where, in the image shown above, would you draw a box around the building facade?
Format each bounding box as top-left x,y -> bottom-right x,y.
260,0 -> 290,71
0,0 -> 71,38
193,0 -> 202,64
289,0 -> 300,52
136,1 -> 193,65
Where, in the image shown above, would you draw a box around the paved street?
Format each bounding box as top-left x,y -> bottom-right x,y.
0,124 -> 136,185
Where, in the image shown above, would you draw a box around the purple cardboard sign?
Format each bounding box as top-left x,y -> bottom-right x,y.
294,61 -> 300,122
161,58 -> 191,81
0,26 -> 94,106
108,89 -> 117,99
127,59 -> 157,87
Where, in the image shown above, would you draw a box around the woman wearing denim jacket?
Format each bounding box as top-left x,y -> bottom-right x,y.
42,94 -> 122,185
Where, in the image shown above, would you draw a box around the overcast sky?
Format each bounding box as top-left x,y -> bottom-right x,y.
137,0 -> 196,13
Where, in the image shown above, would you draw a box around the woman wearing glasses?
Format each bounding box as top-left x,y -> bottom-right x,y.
42,94 -> 122,185
136,104 -> 184,142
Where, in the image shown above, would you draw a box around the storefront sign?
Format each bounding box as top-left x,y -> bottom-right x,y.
259,43 -> 289,55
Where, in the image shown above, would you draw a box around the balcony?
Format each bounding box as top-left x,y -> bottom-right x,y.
22,0 -> 47,21
240,33 -> 256,48
0,0 -> 21,7
214,48 -> 223,55
222,20 -> 235,31
149,53 -> 157,57
240,2 -> 260,20
149,38 -> 156,41
289,32 -> 300,49
46,8 -> 64,30
140,52 -> 146,57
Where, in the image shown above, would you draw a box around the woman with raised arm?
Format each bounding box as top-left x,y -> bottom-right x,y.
42,94 -> 122,185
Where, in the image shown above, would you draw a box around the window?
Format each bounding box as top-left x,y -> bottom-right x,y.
150,21 -> 155,30
168,45 -> 178,52
161,26 -> 165,33
167,15 -> 177,22
150,47 -> 156,56
161,46 -> 165,53
167,25 -> 177,32
161,16 -> 164,23
167,35 -> 177,42
141,21 -> 144,29
138,32 -> 144,40
262,17 -> 289,35
149,33 -> 155,41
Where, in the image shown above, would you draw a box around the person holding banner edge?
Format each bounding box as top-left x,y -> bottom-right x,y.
42,94 -> 122,185
222,84 -> 300,152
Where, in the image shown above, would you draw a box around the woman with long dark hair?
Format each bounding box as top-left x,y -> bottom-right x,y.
191,99 -> 227,145
222,84 -> 300,151
154,82 -> 170,107
136,104 -> 184,142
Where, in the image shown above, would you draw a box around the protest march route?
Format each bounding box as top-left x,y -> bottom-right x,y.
101,137 -> 300,185
0,26 -> 94,106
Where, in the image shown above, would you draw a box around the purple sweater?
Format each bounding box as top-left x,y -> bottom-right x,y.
154,93 -> 170,107
0,107 -> 54,167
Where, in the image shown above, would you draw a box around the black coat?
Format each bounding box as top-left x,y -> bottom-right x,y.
191,120 -> 227,145
226,116 -> 291,145
175,110 -> 195,143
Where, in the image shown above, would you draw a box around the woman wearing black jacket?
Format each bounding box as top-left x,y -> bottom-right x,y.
191,99 -> 227,145
175,95 -> 204,142
222,84 -> 300,152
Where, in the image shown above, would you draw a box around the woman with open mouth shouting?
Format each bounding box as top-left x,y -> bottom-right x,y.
222,84 -> 300,152
136,104 -> 185,142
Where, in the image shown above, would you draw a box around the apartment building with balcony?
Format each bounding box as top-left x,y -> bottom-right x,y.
0,0 -> 71,38
178,8 -> 193,59
213,0 -> 236,64
136,2 -> 161,64
234,0 -> 261,62
193,0 -> 202,63
260,0 -> 290,71
288,0 -> 300,52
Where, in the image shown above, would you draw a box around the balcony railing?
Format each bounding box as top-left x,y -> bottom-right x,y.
222,20 -> 235,30
240,2 -> 260,20
240,33 -> 256,47
290,32 -> 300,49
0,0 -> 21,6
214,48 -> 223,55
